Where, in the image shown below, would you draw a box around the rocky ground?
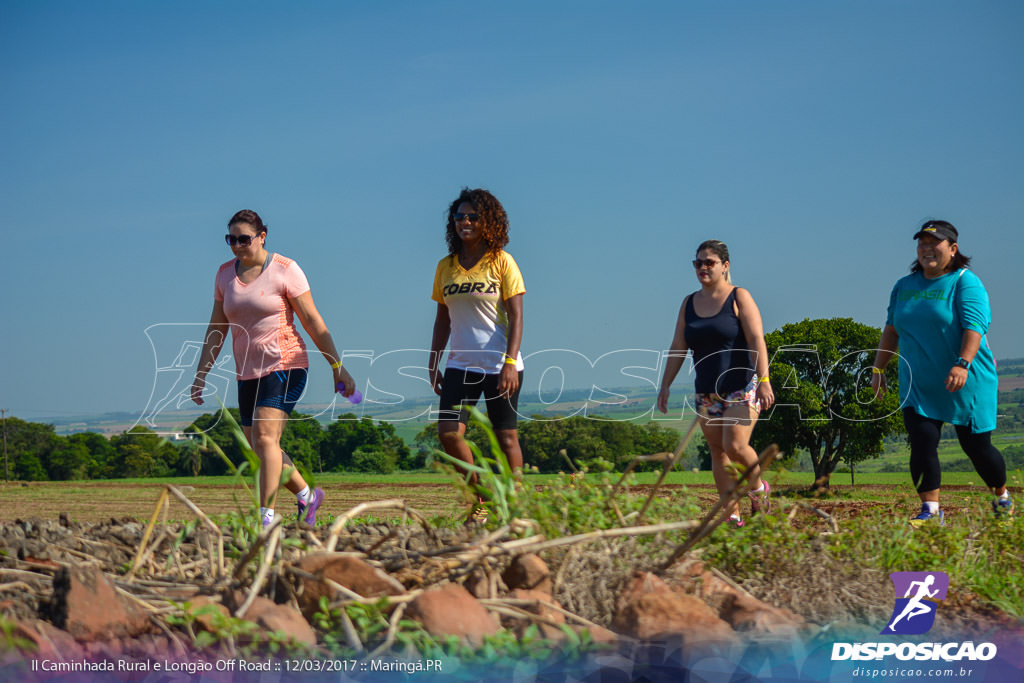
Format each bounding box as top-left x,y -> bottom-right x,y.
0,495 -> 1020,679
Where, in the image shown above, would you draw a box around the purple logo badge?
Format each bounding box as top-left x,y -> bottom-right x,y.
882,571 -> 949,635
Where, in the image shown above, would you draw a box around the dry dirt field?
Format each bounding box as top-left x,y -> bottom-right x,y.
0,480 -> 990,525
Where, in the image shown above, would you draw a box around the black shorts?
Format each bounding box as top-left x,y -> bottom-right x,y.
438,368 -> 523,431
237,368 -> 307,426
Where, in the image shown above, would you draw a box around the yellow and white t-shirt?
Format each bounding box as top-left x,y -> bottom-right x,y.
431,250 -> 526,374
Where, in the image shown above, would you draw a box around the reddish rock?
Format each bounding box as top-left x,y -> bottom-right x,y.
186,596 -> 230,633
216,592 -> 317,648
405,584 -> 500,647
293,554 -> 404,619
612,572 -> 737,650
508,588 -> 566,641
48,566 -> 152,642
463,570 -> 491,599
668,562 -> 803,637
723,591 -> 803,637
8,621 -> 53,658
574,623 -> 619,646
34,621 -> 85,660
502,554 -> 552,595
243,597 -> 317,647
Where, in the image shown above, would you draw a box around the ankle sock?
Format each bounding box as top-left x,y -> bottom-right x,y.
297,486 -> 312,505
923,501 -> 939,514
260,507 -> 274,525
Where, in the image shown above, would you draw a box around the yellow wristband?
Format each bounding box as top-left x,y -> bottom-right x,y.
871,367 -> 884,374
330,360 -> 343,370
504,356 -> 517,366
758,376 -> 770,383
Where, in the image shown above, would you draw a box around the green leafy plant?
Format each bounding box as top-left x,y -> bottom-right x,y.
188,403 -> 306,528
431,406 -> 519,525
0,616 -> 35,653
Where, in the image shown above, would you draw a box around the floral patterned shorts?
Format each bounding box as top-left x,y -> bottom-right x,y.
694,376 -> 760,418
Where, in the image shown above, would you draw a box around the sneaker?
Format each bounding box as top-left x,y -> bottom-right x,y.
992,497 -> 1014,521
298,487 -> 325,526
909,504 -> 944,528
748,481 -> 771,515
726,515 -> 746,528
464,497 -> 488,526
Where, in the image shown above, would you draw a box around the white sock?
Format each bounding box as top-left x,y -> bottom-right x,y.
750,484 -> 765,494
924,501 -> 939,514
297,486 -> 312,505
998,491 -> 1010,501
260,507 -> 274,525
729,513 -> 742,521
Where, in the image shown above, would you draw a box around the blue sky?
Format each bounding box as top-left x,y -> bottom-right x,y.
2,1 -> 1023,422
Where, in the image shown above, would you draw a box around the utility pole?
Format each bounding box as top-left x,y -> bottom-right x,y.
2,409 -> 8,482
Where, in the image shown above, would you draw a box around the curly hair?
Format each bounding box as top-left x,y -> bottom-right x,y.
444,188 -> 509,255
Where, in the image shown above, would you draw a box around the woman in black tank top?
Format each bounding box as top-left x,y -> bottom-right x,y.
657,240 -> 775,527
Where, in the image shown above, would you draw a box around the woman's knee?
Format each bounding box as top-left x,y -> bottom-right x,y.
250,427 -> 280,452
495,430 -> 520,451
438,426 -> 464,449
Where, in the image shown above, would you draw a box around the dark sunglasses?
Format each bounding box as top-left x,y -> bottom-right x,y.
225,234 -> 260,247
693,258 -> 721,269
454,213 -> 480,223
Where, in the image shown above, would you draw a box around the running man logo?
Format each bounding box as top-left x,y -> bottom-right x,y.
881,571 -> 949,635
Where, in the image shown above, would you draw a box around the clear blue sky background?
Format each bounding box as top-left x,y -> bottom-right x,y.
2,1 -> 1022,422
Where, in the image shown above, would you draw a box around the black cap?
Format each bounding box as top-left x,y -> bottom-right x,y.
913,221 -> 958,242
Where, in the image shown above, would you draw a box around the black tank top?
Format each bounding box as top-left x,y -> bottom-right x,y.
684,288 -> 755,395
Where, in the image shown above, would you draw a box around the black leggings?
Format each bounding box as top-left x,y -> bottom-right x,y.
903,408 -> 1006,493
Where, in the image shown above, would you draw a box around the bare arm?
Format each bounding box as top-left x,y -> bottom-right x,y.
497,293 -> 524,397
657,297 -> 691,414
429,303 -> 451,396
191,300 -> 230,405
735,287 -> 774,410
871,324 -> 900,398
290,290 -> 356,398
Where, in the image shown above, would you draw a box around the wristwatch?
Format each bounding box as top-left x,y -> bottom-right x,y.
954,357 -> 971,370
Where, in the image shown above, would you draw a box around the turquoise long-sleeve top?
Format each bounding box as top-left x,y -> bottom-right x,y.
886,268 -> 998,433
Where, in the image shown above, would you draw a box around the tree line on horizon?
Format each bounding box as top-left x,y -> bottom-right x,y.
4,319 -> 1023,484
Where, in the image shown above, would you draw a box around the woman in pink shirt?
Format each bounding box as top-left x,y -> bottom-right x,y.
191,209 -> 357,527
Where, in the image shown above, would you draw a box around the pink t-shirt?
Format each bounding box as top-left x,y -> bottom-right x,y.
214,253 -> 311,380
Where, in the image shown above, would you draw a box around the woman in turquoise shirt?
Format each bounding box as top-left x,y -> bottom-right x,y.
871,220 -> 1011,525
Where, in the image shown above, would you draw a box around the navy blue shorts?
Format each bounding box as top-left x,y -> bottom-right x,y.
438,368 -> 523,430
237,368 -> 307,426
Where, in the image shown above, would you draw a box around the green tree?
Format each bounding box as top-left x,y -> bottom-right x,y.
752,318 -> 904,487
69,432 -> 116,479
280,412 -> 325,472
109,426 -> 180,478
185,409 -> 247,474
518,416 -> 681,473
46,439 -> 91,480
320,414 -> 411,472
5,418 -> 57,481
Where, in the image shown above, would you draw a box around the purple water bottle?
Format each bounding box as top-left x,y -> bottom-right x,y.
336,382 -> 363,404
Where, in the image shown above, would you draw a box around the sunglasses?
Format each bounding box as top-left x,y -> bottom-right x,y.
454,213 -> 480,223
693,259 -> 721,269
225,234 -> 261,247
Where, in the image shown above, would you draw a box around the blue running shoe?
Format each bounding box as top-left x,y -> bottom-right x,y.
992,497 -> 1014,521
909,504 -> 943,528
298,487 -> 325,526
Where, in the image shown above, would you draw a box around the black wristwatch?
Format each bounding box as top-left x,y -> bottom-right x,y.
954,357 -> 971,370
